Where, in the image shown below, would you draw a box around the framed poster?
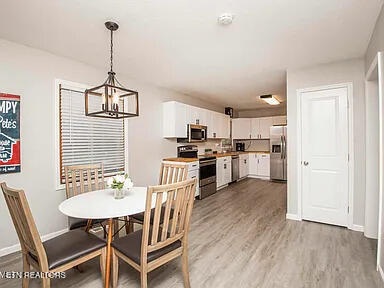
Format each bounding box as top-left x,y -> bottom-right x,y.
0,93 -> 20,174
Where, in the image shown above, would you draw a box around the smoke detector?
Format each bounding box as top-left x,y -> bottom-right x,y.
218,13 -> 234,25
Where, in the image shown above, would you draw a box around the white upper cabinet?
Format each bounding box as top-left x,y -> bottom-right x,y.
163,101 -> 230,138
232,118 -> 251,139
208,111 -> 230,139
222,114 -> 230,139
259,117 -> 273,139
250,118 -> 260,139
273,115 -> 287,126
188,106 -> 207,126
163,101 -> 188,138
233,116 -> 285,140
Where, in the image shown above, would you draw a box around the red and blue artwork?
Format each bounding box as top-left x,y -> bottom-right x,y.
0,93 -> 20,174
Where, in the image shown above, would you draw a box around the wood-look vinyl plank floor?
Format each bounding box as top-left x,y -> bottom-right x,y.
0,178 -> 382,287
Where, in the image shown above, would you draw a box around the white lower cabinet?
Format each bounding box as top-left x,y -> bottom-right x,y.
248,153 -> 270,178
163,160 -> 199,197
217,156 -> 232,189
239,154 -> 249,179
187,169 -> 200,197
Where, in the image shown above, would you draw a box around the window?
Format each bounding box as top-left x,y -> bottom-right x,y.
58,81 -> 125,185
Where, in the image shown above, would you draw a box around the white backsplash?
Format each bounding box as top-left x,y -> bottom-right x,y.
169,139 -> 225,156
194,139 -> 223,154
234,139 -> 270,152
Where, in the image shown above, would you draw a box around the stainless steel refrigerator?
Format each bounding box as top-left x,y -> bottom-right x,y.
270,126 -> 287,181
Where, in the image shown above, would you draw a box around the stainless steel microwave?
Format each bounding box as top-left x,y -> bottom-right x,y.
188,124 -> 207,142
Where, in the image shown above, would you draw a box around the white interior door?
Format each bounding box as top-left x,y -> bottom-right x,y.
301,86 -> 349,227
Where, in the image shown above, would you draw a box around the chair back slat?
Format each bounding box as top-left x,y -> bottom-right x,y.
170,186 -> 185,237
159,163 -> 188,185
79,170 -> 85,194
151,193 -> 163,245
142,179 -> 197,256
160,190 -> 174,241
1,183 -> 48,267
71,170 -> 77,196
87,169 -> 92,192
64,163 -> 105,198
177,184 -> 191,234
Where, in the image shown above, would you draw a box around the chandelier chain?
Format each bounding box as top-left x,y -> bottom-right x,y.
110,29 -> 113,72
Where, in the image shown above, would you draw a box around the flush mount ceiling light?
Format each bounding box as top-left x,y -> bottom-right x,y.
260,95 -> 280,105
85,21 -> 139,119
218,13 -> 234,25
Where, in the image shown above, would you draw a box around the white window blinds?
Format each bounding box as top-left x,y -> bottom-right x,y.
60,86 -> 125,183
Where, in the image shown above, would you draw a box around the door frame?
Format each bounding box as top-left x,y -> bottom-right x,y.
366,52 -> 384,273
296,82 -> 354,230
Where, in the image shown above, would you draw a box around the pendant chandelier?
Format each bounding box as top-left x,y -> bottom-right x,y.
85,21 -> 139,119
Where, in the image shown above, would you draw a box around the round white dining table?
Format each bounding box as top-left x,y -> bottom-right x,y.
59,187 -> 151,288
59,187 -> 149,219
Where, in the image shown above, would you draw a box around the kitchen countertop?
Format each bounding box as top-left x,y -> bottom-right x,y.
163,151 -> 270,162
163,157 -> 199,162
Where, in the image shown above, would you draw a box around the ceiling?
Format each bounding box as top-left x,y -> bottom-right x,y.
0,0 -> 382,109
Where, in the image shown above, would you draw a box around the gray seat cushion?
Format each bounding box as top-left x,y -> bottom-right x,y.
130,207 -> 174,224
112,228 -> 181,265
30,229 -> 106,270
69,217 -> 105,230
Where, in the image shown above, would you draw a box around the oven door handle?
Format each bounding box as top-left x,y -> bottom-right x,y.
199,160 -> 216,166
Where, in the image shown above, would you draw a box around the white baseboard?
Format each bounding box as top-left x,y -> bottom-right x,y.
217,184 -> 228,191
286,213 -> 301,221
378,264 -> 384,283
247,175 -> 270,180
351,225 -> 364,232
0,228 -> 68,257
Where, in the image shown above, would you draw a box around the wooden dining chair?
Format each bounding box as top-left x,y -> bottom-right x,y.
64,164 -> 108,231
1,182 -> 107,288
111,178 -> 197,288
128,162 -> 189,231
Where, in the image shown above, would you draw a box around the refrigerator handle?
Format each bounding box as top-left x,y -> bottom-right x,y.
281,136 -> 284,159
283,136 -> 287,159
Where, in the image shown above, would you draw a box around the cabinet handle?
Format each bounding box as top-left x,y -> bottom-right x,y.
224,164 -> 227,169
191,176 -> 196,179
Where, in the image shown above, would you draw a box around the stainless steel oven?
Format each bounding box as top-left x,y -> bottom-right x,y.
177,145 -> 217,199
199,157 -> 216,199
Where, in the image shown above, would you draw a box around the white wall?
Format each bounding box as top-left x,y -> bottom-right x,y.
286,58 -> 366,226
0,38 -> 223,251
366,7 -> 384,73
234,106 -> 287,118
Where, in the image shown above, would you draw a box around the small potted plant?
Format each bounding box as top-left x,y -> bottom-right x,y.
107,173 -> 133,199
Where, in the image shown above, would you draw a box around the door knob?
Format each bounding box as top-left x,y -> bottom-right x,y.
303,161 -> 309,166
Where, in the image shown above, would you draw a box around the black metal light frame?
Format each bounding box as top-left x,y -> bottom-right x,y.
85,21 -> 139,119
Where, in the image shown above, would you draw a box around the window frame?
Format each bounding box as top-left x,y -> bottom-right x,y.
55,79 -> 128,190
